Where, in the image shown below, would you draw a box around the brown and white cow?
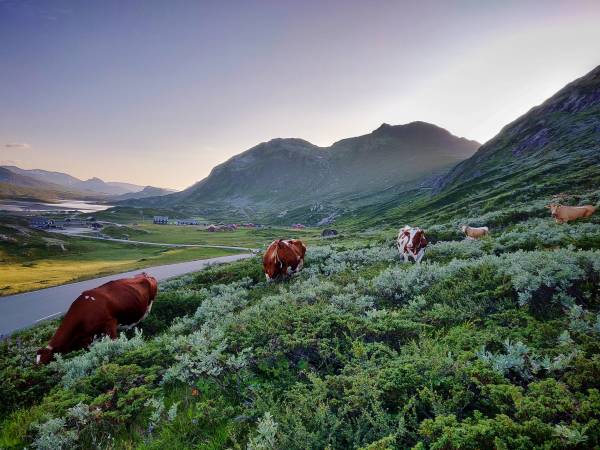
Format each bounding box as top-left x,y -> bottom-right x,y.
396,226 -> 428,263
546,204 -> 597,224
263,239 -> 306,281
462,225 -> 489,239
35,273 -> 158,365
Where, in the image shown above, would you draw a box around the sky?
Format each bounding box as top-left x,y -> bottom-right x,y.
1,0 -> 599,190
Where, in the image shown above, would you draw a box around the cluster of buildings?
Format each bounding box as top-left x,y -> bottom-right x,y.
153,216 -> 265,231
152,216 -> 200,226
28,216 -> 103,230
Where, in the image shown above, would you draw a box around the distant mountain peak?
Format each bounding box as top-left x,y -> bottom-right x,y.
374,122 -> 393,132
372,121 -> 453,136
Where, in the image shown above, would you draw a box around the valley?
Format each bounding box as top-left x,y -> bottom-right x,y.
0,64 -> 599,449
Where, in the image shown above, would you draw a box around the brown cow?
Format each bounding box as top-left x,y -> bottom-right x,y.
546,204 -> 597,224
35,273 -> 158,365
462,225 -> 490,239
263,239 -> 306,281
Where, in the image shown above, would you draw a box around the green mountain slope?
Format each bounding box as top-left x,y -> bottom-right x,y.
344,64 -> 600,230
129,122 -> 479,222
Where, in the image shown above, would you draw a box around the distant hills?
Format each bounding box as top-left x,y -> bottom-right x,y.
110,185 -> 176,201
6,64 -> 598,223
0,166 -> 176,202
128,121 -> 480,222
2,166 -> 144,196
0,167 -> 99,202
131,65 -> 600,226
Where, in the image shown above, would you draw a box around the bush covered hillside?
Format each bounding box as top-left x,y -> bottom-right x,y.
2,186 -> 600,449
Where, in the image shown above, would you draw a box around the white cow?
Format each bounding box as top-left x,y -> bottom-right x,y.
396,225 -> 428,263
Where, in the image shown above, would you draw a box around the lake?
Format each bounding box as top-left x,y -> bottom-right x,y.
0,200 -> 112,213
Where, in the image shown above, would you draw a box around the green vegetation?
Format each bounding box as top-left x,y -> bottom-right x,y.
2,187 -> 600,449
0,218 -> 243,295
1,66 -> 599,450
102,223 -> 323,248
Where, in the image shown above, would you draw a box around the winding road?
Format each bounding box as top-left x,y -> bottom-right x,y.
0,253 -> 254,337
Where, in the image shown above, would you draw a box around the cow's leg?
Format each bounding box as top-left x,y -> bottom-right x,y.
415,248 -> 425,264
104,319 -> 118,340
403,253 -> 409,263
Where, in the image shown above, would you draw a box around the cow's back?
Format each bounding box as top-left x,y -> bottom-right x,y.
89,278 -> 152,325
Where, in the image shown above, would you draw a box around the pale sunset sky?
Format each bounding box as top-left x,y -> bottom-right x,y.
1,0 -> 599,189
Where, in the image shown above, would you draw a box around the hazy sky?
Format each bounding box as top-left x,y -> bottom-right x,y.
1,0 -> 599,190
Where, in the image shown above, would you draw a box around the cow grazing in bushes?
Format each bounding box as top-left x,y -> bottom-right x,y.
263,239 -> 306,281
397,226 -> 428,263
462,225 -> 490,239
546,204 -> 597,224
35,273 -> 158,365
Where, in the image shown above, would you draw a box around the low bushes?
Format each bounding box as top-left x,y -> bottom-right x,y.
2,218 -> 600,449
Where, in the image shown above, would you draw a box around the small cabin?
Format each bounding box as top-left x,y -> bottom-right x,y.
153,216 -> 169,225
176,219 -> 199,226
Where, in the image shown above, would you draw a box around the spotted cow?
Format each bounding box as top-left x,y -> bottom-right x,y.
396,225 -> 428,263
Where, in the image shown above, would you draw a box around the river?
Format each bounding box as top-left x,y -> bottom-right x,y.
0,199 -> 112,213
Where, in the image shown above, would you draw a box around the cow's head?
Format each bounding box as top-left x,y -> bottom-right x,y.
414,229 -> 428,251
138,272 -> 158,300
35,346 -> 54,365
546,204 -> 560,216
263,240 -> 284,281
287,239 -> 307,259
406,228 -> 426,252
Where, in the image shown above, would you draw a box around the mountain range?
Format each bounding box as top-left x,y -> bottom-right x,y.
136,64 -> 600,226
345,64 -> 600,229
4,64 -> 598,225
126,121 -> 480,222
0,166 -> 175,202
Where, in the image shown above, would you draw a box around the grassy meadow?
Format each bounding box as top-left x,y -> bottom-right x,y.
0,217 -> 249,296
0,212 -> 334,296
0,236 -> 243,296
100,223 -> 324,248
2,186 -> 600,449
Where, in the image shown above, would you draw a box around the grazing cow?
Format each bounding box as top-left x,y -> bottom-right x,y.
546,204 -> 597,224
263,239 -> 306,281
396,226 -> 428,263
35,273 -> 158,365
462,225 -> 490,239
